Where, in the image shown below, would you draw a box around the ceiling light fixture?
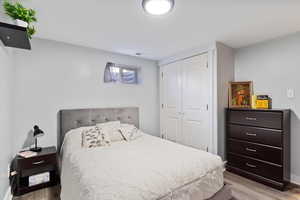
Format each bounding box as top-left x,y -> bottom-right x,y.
142,0 -> 174,16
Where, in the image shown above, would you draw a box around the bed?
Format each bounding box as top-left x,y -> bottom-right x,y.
58,107 -> 232,200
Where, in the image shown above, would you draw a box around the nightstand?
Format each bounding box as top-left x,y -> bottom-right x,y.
11,146 -> 59,196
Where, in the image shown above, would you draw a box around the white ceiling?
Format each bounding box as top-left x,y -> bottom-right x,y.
22,0 -> 300,60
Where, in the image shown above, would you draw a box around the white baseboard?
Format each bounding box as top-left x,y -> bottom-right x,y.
291,173 -> 300,185
3,187 -> 12,200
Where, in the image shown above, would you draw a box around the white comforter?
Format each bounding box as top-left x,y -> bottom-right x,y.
60,128 -> 224,200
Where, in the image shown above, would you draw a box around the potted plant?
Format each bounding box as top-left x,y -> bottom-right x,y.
3,0 -> 37,39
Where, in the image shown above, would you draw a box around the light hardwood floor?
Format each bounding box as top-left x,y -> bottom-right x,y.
13,172 -> 300,200
13,186 -> 60,200
225,172 -> 300,200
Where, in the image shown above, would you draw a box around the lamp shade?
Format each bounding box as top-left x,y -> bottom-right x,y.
33,125 -> 44,137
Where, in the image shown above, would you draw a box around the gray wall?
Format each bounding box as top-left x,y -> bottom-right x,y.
13,38 -> 159,154
0,44 -> 14,200
216,43 -> 235,159
0,8 -> 14,199
235,32 -> 300,184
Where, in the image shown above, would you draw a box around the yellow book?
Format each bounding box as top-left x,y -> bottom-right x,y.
251,95 -> 257,109
256,95 -> 270,109
256,100 -> 269,109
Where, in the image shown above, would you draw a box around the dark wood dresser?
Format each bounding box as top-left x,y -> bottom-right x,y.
226,108 -> 290,190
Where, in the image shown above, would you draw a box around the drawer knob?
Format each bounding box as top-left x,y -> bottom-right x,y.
246,148 -> 257,152
246,163 -> 257,168
245,117 -> 257,121
32,160 -> 45,165
246,132 -> 257,137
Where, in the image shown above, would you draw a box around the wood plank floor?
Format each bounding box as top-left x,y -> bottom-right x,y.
225,171 -> 300,200
13,186 -> 60,200
13,172 -> 300,200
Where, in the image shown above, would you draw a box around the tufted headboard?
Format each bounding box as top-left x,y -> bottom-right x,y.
57,107 -> 139,151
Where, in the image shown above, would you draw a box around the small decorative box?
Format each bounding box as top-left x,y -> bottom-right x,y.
256,95 -> 271,109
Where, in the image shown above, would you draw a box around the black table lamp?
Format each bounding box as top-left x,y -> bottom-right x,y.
30,125 -> 44,152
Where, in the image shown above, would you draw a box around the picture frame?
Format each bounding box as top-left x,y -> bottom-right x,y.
229,81 -> 253,108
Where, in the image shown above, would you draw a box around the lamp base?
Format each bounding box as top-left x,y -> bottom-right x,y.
30,147 -> 42,152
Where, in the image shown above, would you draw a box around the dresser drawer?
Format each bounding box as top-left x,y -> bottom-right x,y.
227,153 -> 283,182
18,154 -> 57,170
228,139 -> 282,165
228,110 -> 282,129
227,124 -> 282,147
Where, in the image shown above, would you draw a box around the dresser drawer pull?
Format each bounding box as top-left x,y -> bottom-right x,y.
246,148 -> 257,152
245,117 -> 257,121
32,160 -> 45,165
246,132 -> 257,136
246,163 -> 257,168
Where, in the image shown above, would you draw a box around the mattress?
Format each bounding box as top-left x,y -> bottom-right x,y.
60,127 -> 224,200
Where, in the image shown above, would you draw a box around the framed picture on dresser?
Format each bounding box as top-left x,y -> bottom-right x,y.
229,81 -> 253,108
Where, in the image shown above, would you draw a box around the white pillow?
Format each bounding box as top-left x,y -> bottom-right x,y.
119,124 -> 143,141
96,121 -> 121,129
96,121 -> 124,142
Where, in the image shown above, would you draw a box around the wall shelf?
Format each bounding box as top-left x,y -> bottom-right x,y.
0,21 -> 31,50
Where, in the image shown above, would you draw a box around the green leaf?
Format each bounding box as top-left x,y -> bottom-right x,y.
3,0 -> 37,23
27,25 -> 36,39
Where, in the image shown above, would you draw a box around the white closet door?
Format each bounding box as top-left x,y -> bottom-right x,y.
181,54 -> 210,151
162,62 -> 181,143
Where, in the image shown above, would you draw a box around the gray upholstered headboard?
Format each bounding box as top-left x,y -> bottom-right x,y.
58,107 -> 139,151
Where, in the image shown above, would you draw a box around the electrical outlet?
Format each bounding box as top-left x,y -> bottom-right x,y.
287,88 -> 295,99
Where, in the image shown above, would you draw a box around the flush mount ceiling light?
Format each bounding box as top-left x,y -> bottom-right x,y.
142,0 -> 175,16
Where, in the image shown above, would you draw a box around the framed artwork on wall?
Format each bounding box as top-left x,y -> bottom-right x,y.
229,81 -> 253,108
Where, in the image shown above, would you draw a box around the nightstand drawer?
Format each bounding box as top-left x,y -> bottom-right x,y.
18,154 -> 56,170
21,164 -> 56,177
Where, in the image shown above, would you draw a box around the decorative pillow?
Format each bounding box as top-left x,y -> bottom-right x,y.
96,121 -> 124,142
119,124 -> 143,141
81,126 -> 111,148
96,121 -> 121,130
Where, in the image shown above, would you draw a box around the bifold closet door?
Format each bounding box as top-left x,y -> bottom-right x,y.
161,53 -> 210,151
162,62 -> 181,143
181,54 -> 210,151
